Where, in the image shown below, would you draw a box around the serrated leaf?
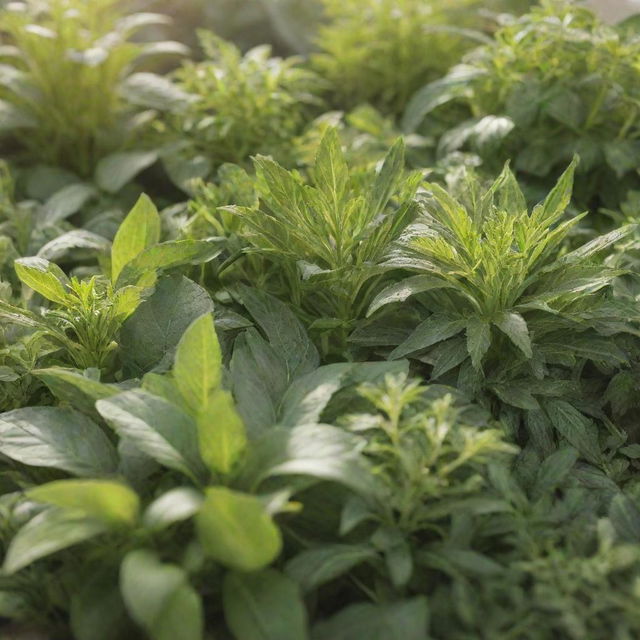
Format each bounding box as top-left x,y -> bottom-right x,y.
466,317 -> 491,371
390,313 -> 466,359
494,312 -> 532,358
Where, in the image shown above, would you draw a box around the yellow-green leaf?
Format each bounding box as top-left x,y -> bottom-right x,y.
27,480 -> 140,525
15,257 -> 69,304
197,389 -> 246,475
174,313 -> 222,413
195,487 -> 282,572
111,194 -> 160,283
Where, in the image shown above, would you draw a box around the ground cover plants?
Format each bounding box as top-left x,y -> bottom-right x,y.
3,1 -> 640,639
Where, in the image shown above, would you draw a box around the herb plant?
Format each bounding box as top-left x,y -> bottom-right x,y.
404,0 -> 640,212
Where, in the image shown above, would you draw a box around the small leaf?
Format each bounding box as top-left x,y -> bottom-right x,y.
466,317 -> 491,371
195,487 -> 282,572
532,446 -> 578,499
27,480 -> 139,525
223,570 -> 309,640
111,194 -> 160,283
120,550 -> 203,640
174,313 -> 222,413
14,256 -> 69,304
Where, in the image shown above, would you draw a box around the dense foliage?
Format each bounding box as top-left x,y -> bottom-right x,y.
2,1 -> 640,640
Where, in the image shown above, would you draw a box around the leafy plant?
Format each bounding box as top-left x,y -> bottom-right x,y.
0,194 -> 220,373
403,0 -> 640,212
157,31 -> 321,189
0,0 -> 189,176
313,0 -> 491,116
223,128 -> 421,355
364,161 -> 639,453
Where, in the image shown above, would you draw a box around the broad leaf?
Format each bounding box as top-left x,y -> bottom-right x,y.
223,570 -> 309,640
120,550 -> 203,640
14,256 -> 69,304
195,487 -> 282,571
0,407 -> 117,477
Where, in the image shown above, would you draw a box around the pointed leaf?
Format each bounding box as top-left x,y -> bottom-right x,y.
14,256 -> 69,304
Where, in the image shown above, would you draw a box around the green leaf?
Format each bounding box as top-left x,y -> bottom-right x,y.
174,313 -> 222,413
120,276 -> 214,376
367,275 -> 450,317
0,407 -> 118,477
197,389 -> 247,476
466,317 -> 491,371
544,399 -> 603,466
244,424 -> 374,497
95,150 -> 158,194
532,446 -> 578,499
494,312 -> 532,358
535,157 -> 578,223
42,183 -> 98,224
390,313 -> 466,359
286,545 -> 377,593
70,569 -> 135,640
142,488 -> 204,531
224,569 -> 309,640
35,367 -> 119,415
27,480 -> 139,525
195,487 -> 282,571
237,286 -> 319,381
14,256 -> 69,304
122,72 -> 195,111
313,127 -> 349,204
115,239 -> 222,289
111,193 -> 160,283
96,390 -> 206,482
120,550 -> 203,640
609,493 -> 640,542
3,509 -> 107,574
312,597 -> 429,640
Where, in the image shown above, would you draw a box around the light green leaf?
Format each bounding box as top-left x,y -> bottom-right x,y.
174,313 -> 222,413
142,488 -> 204,531
3,509 -> 107,574
27,480 -> 139,525
223,570 -> 309,640
14,256 -> 69,304
197,389 -> 247,476
0,407 -> 118,476
95,151 -> 158,193
111,193 -> 160,283
195,487 -> 282,571
120,550 -> 203,640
